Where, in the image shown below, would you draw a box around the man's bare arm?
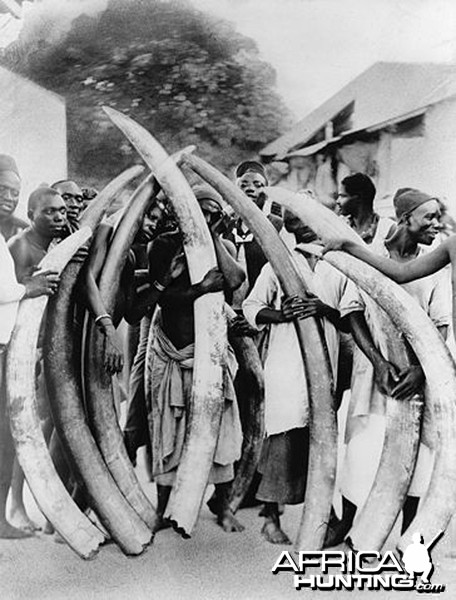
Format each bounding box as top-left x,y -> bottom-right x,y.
326,238 -> 451,283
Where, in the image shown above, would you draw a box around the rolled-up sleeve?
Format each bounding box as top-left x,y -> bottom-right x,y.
338,277 -> 364,318
242,262 -> 278,331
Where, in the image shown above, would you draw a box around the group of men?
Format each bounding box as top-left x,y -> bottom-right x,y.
0,151 -> 450,551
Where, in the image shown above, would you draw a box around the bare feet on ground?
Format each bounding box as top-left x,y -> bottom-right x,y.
0,520 -> 34,539
261,519 -> 291,544
218,508 -> 244,533
8,508 -> 41,532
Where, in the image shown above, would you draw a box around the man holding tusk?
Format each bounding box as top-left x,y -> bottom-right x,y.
147,184 -> 245,533
0,183 -> 60,539
326,186 -> 450,546
6,186 -> 68,534
242,210 -> 399,545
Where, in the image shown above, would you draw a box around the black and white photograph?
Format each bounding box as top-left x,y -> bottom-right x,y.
1,0 -> 456,598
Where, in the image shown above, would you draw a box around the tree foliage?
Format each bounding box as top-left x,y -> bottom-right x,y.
1,0 -> 291,186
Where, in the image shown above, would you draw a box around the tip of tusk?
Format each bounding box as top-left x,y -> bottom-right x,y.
173,145 -> 196,165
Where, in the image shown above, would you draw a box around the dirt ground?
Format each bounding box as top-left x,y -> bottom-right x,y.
1,452 -> 456,600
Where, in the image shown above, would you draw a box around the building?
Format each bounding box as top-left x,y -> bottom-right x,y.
0,64 -> 67,218
261,62 -> 456,216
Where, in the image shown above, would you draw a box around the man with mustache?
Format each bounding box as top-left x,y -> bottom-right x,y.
0,154 -> 27,241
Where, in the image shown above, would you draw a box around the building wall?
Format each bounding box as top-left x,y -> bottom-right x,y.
376,99 -> 456,217
277,98 -> 456,219
0,66 -> 67,219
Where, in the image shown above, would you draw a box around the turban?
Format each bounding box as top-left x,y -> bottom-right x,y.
0,154 -> 19,177
393,188 -> 437,220
234,160 -> 267,181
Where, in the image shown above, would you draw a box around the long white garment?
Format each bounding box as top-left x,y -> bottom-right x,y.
0,232 -> 25,345
341,241 -> 451,506
243,246 -> 362,436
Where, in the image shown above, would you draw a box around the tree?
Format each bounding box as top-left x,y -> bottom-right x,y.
1,0 -> 291,187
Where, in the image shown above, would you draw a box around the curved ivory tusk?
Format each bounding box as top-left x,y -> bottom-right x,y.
224,304 -> 265,514
268,187 -> 456,553
103,107 -> 225,537
7,228 -> 105,559
84,176 -> 158,531
177,153 -> 336,551
44,168 -> 153,555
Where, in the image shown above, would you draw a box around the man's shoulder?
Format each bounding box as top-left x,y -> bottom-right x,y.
0,215 -> 28,241
10,215 -> 29,230
7,227 -> 32,251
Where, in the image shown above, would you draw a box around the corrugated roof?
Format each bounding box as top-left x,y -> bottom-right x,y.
261,62 -> 456,160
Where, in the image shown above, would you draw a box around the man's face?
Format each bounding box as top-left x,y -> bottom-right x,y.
406,200 -> 440,245
0,171 -> 21,220
139,205 -> 163,242
336,183 -> 359,216
30,193 -> 67,239
53,181 -> 84,223
283,209 -> 316,242
236,172 -> 267,207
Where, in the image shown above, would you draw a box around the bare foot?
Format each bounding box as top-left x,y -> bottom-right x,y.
8,509 -> 41,532
0,521 -> 34,539
261,520 -> 291,544
217,508 -> 245,533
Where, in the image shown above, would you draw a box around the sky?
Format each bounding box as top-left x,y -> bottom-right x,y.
192,0 -> 456,118
1,0 -> 456,119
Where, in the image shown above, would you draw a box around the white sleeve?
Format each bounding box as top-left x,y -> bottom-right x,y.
0,236 -> 25,303
242,263 -> 278,331
428,271 -> 451,328
338,276 -> 365,318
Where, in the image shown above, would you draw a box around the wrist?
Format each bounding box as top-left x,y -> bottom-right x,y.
193,282 -> 204,297
94,314 -> 113,333
277,310 -> 289,323
153,279 -> 166,292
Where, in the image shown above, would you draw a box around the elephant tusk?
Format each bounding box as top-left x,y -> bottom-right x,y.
7,228 -> 105,559
103,107 -> 225,537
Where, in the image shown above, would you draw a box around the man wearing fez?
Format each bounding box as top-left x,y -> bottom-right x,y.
331,188 -> 449,546
0,154 -> 27,241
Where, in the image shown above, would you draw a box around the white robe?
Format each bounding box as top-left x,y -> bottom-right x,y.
0,232 -> 25,346
243,245 -> 362,436
341,240 -> 451,506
